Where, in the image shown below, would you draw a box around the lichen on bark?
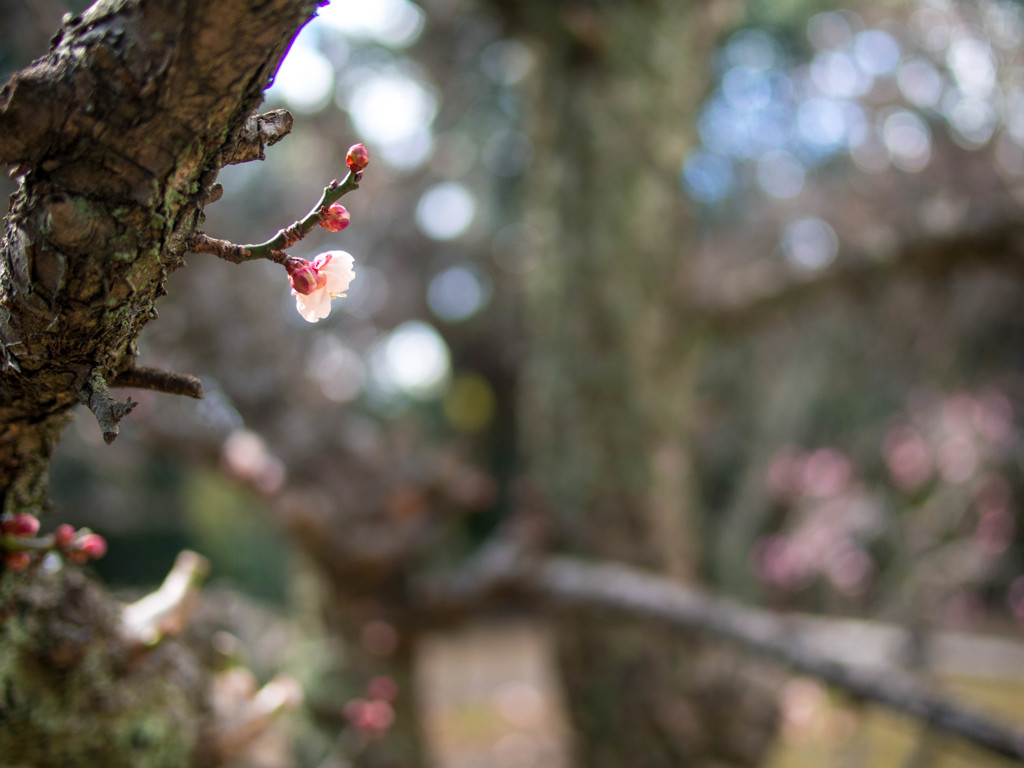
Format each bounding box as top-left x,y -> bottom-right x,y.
0,567 -> 209,767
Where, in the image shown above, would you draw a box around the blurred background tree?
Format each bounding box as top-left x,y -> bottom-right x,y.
5,0 -> 1024,766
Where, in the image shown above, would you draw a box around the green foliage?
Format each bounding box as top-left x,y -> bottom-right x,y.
182,469 -> 289,604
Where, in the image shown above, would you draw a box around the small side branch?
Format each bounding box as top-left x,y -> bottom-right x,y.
189,233 -> 282,264
78,371 -> 136,444
221,109 -> 294,166
111,365 -> 204,399
189,171 -> 361,264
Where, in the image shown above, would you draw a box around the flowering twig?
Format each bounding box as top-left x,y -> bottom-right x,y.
1,515 -> 107,570
189,169 -> 362,264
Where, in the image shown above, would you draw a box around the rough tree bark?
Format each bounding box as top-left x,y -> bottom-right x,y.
498,3 -> 781,766
0,1 -> 320,764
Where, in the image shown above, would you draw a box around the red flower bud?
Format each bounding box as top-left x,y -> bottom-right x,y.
78,533 -> 108,560
54,524 -> 76,549
286,258 -> 321,295
320,203 -> 351,233
346,143 -> 369,172
2,513 -> 40,538
4,551 -> 31,571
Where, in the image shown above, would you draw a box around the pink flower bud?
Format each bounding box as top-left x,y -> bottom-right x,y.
4,551 -> 31,571
361,700 -> 395,739
54,524 -> 76,549
2,513 -> 40,537
344,698 -> 394,739
78,533 -> 108,560
346,143 -> 369,172
320,203 -> 351,233
286,258 -> 321,296
367,675 -> 399,703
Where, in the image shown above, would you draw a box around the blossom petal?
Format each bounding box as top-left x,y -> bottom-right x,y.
313,250 -> 356,296
294,287 -> 333,323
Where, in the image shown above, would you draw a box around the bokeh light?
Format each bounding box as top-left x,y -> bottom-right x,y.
268,37 -> 334,113
781,218 -> 838,271
345,73 -> 437,169
443,372 -> 496,432
416,182 -> 477,240
307,336 -> 365,403
369,320 -> 452,400
428,263 -> 493,322
319,0 -> 426,48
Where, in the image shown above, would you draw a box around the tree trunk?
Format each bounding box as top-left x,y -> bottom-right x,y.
0,0 -> 317,512
507,4 -> 780,765
0,1 -> 318,763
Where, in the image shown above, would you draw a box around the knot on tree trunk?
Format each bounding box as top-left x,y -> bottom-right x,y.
78,370 -> 135,444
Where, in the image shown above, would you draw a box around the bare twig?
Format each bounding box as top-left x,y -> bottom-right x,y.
111,365 -> 204,399
420,548 -> 1024,762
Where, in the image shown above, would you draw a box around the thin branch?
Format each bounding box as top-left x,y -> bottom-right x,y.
189,171 -> 362,264
220,109 -> 294,165
686,221 -> 1024,337
111,365 -> 204,399
419,547 -> 1024,762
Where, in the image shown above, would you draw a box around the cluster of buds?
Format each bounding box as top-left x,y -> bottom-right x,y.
1,512 -> 108,572
343,675 -> 399,741
55,524 -> 108,564
281,143 -> 367,323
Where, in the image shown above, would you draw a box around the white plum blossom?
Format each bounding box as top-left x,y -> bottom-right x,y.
292,251 -> 356,323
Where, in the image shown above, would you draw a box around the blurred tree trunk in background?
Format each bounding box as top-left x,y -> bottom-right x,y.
501,3 -> 780,765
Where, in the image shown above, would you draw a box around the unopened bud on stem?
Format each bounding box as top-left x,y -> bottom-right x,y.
346,143 -> 369,172
285,257 -> 323,296
2,513 -> 40,537
320,203 -> 351,233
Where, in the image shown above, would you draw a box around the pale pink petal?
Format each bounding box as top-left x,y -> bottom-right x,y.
294,287 -> 332,323
313,251 -> 356,297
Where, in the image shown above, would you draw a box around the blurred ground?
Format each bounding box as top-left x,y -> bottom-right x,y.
418,621 -> 569,768
418,618 -> 1024,768
766,674 -> 1024,768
